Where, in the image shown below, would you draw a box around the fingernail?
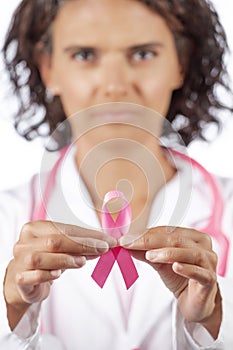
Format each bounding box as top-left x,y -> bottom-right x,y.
50,269 -> 62,277
16,273 -> 23,283
173,262 -> 183,272
105,236 -> 117,247
96,241 -> 109,254
119,235 -> 135,247
145,251 -> 158,261
74,256 -> 86,267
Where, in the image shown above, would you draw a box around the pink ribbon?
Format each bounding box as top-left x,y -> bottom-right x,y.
91,191 -> 139,289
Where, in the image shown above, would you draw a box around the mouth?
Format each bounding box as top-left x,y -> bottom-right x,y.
90,104 -> 143,123
92,111 -> 138,123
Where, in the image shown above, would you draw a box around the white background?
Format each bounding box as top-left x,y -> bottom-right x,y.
0,0 -> 233,190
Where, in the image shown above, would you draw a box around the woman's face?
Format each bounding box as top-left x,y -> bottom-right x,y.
41,0 -> 184,118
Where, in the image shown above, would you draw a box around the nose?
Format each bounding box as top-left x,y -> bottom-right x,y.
97,55 -> 132,100
105,82 -> 127,98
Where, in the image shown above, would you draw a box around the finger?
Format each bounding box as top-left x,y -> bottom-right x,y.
22,252 -> 87,270
145,248 -> 218,270
16,269 -> 62,287
16,270 -> 59,303
20,221 -> 117,247
130,249 -> 158,269
61,236 -> 113,253
45,235 -> 111,254
119,226 -> 212,250
15,234 -> 112,256
172,262 -> 217,286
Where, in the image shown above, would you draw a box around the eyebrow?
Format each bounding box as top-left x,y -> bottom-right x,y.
63,42 -> 164,53
127,42 -> 164,51
63,46 -> 95,53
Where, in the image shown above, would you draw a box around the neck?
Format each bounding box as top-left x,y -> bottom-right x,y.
74,136 -> 176,225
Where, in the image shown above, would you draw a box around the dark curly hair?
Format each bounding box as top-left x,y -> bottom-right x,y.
2,0 -> 233,147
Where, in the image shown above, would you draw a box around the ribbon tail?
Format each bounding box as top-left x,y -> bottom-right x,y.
91,250 -> 116,288
116,247 -> 139,289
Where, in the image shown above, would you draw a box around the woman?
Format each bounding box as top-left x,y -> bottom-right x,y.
1,0 -> 233,349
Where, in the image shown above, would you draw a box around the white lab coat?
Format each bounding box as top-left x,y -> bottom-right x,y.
0,147 -> 233,349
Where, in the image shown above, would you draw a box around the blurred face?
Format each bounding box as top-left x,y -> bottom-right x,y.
41,0 -> 184,118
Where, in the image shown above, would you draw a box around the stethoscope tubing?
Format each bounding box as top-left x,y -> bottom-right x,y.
170,148 -> 229,276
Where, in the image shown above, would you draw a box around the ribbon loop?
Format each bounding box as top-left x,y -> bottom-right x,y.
91,191 -> 139,289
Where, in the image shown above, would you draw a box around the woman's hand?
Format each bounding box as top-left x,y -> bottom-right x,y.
4,220 -> 116,329
119,226 -> 221,339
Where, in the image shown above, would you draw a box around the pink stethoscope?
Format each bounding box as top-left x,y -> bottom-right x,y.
32,146 -> 230,278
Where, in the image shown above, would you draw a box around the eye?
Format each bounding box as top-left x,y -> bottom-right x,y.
131,49 -> 157,62
71,49 -> 96,62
